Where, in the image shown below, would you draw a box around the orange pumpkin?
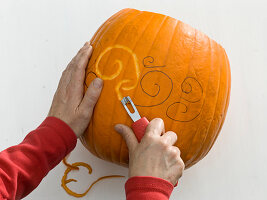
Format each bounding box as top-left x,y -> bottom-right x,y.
80,8 -> 231,169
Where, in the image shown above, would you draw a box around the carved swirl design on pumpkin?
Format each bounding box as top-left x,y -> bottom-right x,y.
95,44 -> 140,100
85,46 -> 204,122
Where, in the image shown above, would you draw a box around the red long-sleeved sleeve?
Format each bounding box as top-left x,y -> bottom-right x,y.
0,117 -> 77,200
125,176 -> 174,200
0,117 -> 175,200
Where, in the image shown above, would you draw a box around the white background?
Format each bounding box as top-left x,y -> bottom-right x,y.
0,0 -> 267,199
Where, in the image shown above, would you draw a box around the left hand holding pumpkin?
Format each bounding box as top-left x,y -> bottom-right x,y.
48,42 -> 103,137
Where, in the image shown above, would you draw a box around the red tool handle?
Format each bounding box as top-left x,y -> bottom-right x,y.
131,117 -> 178,187
131,117 -> 149,142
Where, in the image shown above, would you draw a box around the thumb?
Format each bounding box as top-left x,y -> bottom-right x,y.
114,124 -> 138,152
79,78 -> 103,119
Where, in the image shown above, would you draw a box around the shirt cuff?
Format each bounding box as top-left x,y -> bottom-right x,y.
125,176 -> 174,198
37,116 -> 77,154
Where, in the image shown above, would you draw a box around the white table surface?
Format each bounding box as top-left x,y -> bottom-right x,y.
0,0 -> 267,199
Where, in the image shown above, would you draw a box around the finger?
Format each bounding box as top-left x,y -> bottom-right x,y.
68,44 -> 93,96
58,42 -> 92,92
79,78 -> 103,119
114,124 -> 138,152
74,43 -> 93,73
68,42 -> 92,72
169,146 -> 181,157
161,131 -> 178,145
57,68 -> 72,91
145,118 -> 165,137
168,147 -> 181,164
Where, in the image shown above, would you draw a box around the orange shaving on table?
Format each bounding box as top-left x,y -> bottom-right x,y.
62,157 -> 79,170
61,157 -> 124,197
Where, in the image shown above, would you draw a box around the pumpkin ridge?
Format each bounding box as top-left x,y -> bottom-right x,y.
114,13 -> 169,164
149,18 -> 179,132
93,10 -> 143,161
90,9 -> 125,44
184,36 -> 214,165
90,9 -> 133,51
192,42 -> 224,165
145,17 -> 178,121
115,13 -> 157,164
131,14 -> 169,108
100,10 -> 143,80
186,39 -> 221,165
201,48 -> 231,159
166,20 -> 181,138
162,21 -> 186,132
90,12 -> 132,159
119,14 -> 169,164
85,9 -> 135,158
91,112 -> 100,157
102,10 -> 144,163
168,28 -> 198,130
202,45 -> 228,154
176,28 -> 198,162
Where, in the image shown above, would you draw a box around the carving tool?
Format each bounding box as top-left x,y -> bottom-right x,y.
121,96 -> 149,142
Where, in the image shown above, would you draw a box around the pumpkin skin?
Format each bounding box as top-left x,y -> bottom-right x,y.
80,8 -> 231,169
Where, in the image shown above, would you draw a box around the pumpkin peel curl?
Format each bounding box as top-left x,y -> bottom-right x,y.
61,157 -> 124,198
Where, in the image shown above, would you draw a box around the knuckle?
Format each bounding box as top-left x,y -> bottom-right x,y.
87,94 -> 98,106
176,157 -> 185,168
169,148 -> 179,158
78,46 -> 86,54
78,51 -> 86,59
66,61 -> 75,70
56,91 -> 68,103
86,90 -> 99,104
118,125 -> 126,134
79,47 -> 89,56
171,147 -> 179,155
62,69 -> 68,76
86,99 -> 96,109
144,133 -> 155,141
181,161 -> 185,170
174,147 -> 181,154
144,133 -> 160,144
124,132 -> 132,141
154,118 -> 164,125
77,107 -> 88,119
160,139 -> 169,149
161,138 -> 169,146
80,109 -> 89,119
178,161 -> 185,174
169,131 -> 178,141
179,157 -> 185,165
150,129 -> 159,136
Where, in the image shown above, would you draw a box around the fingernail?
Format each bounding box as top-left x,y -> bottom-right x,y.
93,78 -> 103,88
114,124 -> 122,133
89,45 -> 92,51
84,41 -> 90,47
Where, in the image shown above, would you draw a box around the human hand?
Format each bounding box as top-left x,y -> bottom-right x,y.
48,42 -> 103,138
115,118 -> 184,185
